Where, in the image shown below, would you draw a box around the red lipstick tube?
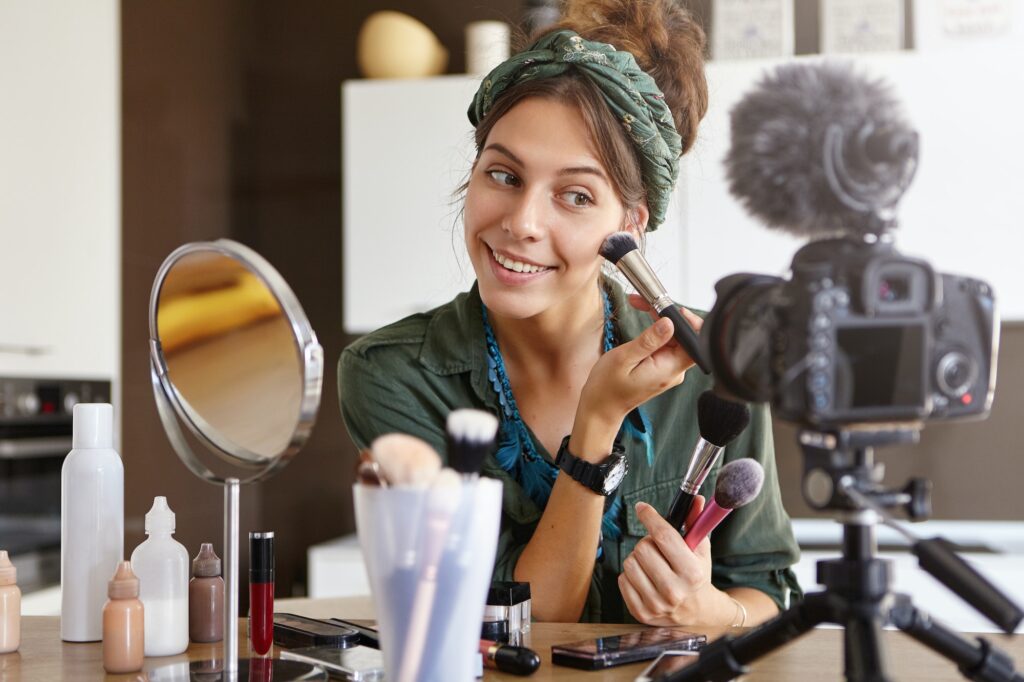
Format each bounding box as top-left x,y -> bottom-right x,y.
248,531 -> 275,656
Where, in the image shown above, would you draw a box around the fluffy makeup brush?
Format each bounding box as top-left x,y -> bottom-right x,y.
682,458 -> 765,549
369,433 -> 442,487
598,232 -> 710,373
446,408 -> 499,475
665,390 -> 752,530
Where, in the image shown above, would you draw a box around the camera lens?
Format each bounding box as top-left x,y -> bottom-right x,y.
936,352 -> 976,398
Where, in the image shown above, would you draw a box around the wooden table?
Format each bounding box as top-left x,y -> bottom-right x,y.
3,598 -> 1023,680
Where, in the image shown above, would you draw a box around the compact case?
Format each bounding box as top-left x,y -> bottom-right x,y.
483,581 -> 531,645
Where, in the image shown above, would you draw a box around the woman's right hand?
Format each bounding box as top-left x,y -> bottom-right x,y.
576,303 -> 701,435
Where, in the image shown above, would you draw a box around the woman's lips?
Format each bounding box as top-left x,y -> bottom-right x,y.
486,245 -> 553,285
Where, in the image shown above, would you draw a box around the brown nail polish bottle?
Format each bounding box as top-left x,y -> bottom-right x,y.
189,543 -> 224,643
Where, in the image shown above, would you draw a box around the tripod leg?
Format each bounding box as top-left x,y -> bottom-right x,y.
844,607 -> 892,682
665,591 -> 832,682
891,594 -> 1024,682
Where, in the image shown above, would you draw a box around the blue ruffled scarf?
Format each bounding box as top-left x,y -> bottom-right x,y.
482,286 -> 653,545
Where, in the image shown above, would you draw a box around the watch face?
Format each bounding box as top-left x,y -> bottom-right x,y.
602,457 -> 628,495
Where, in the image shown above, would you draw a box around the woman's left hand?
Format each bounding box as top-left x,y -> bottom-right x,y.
618,496 -> 718,626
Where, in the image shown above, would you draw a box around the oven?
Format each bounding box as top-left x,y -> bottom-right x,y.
0,377 -> 111,592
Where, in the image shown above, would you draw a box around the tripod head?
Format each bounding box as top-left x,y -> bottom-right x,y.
799,424 -> 931,520
797,424 -> 1022,634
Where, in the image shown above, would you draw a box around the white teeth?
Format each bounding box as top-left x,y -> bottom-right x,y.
491,248 -> 549,274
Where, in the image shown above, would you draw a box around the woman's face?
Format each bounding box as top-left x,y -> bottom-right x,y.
464,96 -> 638,322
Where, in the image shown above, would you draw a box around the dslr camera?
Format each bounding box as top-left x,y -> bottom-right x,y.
703,237 -> 997,427
701,62 -> 998,428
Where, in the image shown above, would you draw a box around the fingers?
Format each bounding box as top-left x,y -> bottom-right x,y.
620,317 -> 675,366
628,294 -> 705,332
620,542 -> 672,616
635,502 -> 706,585
679,306 -> 704,332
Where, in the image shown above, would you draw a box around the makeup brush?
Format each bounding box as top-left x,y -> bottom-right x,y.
369,433 -> 442,487
446,408 -> 499,475
682,458 -> 764,550
665,390 -> 751,531
598,232 -> 711,373
398,468 -> 463,682
356,449 -> 389,487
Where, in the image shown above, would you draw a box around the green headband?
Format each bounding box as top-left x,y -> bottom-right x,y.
468,29 -> 682,230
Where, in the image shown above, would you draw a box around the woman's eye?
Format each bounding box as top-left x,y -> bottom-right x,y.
487,170 -> 520,187
563,191 -> 594,207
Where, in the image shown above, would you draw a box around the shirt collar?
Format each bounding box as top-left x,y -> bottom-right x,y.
419,277 -> 648,395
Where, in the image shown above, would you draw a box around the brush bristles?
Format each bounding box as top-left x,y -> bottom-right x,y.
370,433 -> 442,487
446,409 -> 499,443
446,408 -> 499,475
697,390 -> 752,447
714,459 -> 764,509
598,232 -> 639,264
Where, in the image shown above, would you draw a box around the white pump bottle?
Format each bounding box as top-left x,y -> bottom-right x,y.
61,403 -> 124,642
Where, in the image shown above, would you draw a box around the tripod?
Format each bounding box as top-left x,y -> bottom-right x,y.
668,427 -> 1024,682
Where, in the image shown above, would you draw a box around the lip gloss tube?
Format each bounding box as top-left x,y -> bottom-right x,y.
248,532 -> 274,656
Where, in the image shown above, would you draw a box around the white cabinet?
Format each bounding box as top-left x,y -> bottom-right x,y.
0,0 -> 120,381
342,45 -> 1024,334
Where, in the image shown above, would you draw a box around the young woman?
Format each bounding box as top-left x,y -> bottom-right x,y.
340,0 -> 800,626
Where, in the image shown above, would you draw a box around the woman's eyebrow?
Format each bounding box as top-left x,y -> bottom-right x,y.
482,143 -> 523,165
483,142 -> 608,183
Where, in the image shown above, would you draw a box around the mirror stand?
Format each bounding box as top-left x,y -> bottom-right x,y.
148,240 -> 326,682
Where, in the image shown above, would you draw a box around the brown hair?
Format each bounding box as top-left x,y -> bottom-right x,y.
466,0 -> 708,222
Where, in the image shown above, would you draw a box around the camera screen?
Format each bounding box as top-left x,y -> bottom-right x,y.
835,324 -> 925,409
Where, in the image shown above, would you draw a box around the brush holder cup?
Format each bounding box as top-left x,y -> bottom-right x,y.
354,477 -> 502,682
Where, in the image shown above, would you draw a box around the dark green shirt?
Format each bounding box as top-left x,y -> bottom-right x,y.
339,279 -> 802,623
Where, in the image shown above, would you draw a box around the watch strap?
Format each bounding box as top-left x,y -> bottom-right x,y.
555,435 -> 626,495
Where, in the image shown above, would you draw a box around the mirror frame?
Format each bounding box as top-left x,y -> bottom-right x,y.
148,239 -> 323,484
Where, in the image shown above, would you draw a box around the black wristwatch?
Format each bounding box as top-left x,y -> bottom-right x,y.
555,435 -> 628,496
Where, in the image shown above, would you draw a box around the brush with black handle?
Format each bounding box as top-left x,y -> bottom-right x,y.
665,390 -> 751,531
446,408 -> 499,476
599,232 -> 711,374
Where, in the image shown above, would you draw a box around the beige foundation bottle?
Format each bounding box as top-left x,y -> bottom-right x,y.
102,561 -> 144,674
0,550 -> 20,653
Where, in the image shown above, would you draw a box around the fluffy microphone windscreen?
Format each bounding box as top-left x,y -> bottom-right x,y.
598,232 -> 639,265
714,458 -> 765,510
697,390 -> 751,447
725,61 -> 913,239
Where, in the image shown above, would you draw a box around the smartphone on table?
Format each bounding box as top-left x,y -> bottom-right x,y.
551,627 -> 706,670
634,649 -> 701,681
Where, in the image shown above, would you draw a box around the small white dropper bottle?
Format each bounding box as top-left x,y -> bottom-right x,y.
131,496 -> 190,656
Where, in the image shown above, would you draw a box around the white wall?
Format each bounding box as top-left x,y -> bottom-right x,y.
0,0 -> 120,385
342,43 -> 1024,333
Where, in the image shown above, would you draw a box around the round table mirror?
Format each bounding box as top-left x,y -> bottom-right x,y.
149,239 -> 325,680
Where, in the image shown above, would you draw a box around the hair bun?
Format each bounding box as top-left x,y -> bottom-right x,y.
549,0 -> 708,154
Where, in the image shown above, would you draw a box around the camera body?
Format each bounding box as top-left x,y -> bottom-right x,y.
703,237 -> 998,428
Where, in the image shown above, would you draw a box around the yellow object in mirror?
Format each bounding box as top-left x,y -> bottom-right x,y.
357,11 -> 448,79
155,251 -> 302,461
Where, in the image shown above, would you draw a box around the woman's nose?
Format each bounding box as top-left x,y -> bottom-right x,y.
502,189 -> 547,241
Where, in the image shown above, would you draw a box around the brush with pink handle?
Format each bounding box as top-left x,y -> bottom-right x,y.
683,459 -> 764,550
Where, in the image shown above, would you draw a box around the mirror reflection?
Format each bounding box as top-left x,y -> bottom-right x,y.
156,251 -> 302,461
